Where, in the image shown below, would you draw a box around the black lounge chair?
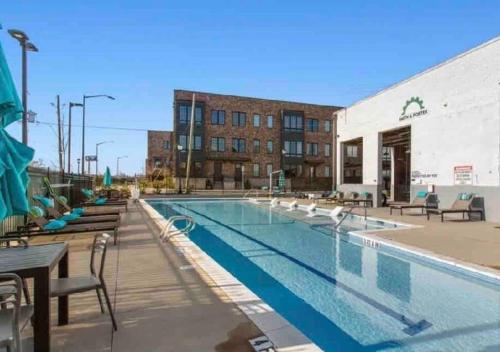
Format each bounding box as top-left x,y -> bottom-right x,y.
6,208 -> 120,244
390,192 -> 438,215
426,193 -> 484,222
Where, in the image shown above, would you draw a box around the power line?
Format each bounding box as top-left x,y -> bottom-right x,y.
34,120 -> 153,132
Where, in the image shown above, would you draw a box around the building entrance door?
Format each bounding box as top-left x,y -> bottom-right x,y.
382,126 -> 411,202
234,163 -> 242,189
213,161 -> 223,189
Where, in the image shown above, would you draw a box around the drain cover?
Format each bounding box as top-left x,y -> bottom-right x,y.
249,336 -> 276,352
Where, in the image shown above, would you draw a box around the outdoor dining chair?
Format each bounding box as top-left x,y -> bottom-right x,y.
50,233 -> 118,331
0,239 -> 31,305
0,273 -> 34,352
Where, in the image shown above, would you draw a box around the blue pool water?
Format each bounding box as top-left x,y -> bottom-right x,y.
148,199 -> 500,352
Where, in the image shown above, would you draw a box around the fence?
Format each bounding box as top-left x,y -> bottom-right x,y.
290,177 -> 332,191
0,167 -> 94,237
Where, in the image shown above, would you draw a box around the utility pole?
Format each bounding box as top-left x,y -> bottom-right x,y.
56,95 -> 64,172
184,93 -> 196,192
332,111 -> 340,191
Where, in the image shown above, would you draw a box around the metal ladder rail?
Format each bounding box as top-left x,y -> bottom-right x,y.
243,190 -> 260,198
160,215 -> 195,241
334,205 -> 368,229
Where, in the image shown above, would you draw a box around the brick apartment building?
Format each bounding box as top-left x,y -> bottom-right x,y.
145,130 -> 174,178
169,90 -> 342,190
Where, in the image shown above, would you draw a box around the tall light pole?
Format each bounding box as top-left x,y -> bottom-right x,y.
116,155 -> 128,176
176,145 -> 183,194
8,29 -> 38,145
67,102 -> 83,173
81,94 -> 115,174
96,140 -> 113,176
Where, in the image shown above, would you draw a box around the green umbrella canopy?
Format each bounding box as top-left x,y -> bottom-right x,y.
278,170 -> 285,189
103,166 -> 112,188
0,39 -> 34,220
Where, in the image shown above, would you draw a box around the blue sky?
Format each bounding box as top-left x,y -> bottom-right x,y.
2,1 -> 499,175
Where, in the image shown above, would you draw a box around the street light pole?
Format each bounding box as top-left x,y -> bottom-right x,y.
116,155 -> 128,176
96,141 -> 113,176
68,102 -> 83,173
81,94 -> 115,174
8,29 -> 38,145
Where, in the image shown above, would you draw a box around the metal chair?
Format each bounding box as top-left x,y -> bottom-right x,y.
0,273 -> 34,352
0,239 -> 31,305
50,233 -> 117,331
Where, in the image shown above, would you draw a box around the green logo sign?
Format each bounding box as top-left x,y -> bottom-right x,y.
400,97 -> 428,121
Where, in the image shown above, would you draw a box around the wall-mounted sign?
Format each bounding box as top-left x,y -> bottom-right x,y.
454,165 -> 473,185
399,97 -> 428,121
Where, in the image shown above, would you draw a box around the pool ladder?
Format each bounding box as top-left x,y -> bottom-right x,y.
160,215 -> 196,241
334,206 -> 367,229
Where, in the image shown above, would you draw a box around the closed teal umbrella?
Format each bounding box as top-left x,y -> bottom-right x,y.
103,166 -> 112,188
0,39 -> 34,220
278,170 -> 285,190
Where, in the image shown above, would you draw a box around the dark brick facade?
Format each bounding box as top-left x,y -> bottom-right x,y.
146,130 -> 174,178
173,90 -> 342,190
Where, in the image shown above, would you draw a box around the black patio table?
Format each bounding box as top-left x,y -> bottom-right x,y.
0,242 -> 69,352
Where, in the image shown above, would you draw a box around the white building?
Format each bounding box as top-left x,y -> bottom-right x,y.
335,36 -> 500,221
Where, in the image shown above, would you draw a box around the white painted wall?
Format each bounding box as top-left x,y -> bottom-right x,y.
336,36 -> 500,189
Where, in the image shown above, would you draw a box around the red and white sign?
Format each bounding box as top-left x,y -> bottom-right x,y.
454,165 -> 473,185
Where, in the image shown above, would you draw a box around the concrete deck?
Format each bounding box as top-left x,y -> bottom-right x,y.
297,198 -> 500,272
22,203 -> 261,351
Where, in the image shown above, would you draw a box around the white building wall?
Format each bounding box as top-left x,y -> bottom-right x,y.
336,36 -> 500,219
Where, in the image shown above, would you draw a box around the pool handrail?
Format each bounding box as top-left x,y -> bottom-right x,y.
160,215 -> 195,241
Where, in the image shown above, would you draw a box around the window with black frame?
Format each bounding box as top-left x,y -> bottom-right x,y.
232,138 -> 246,153
211,110 -> 225,125
179,104 -> 203,125
306,142 -> 319,156
284,140 -> 303,156
283,114 -> 303,131
306,118 -> 319,132
211,137 -> 225,152
232,112 -> 246,127
253,139 -> 260,153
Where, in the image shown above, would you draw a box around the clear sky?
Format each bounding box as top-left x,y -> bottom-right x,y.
2,1 -> 499,175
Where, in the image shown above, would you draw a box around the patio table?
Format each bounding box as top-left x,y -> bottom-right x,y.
0,242 -> 69,352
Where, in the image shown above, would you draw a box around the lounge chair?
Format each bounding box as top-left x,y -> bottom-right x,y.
81,188 -> 128,211
426,193 -> 484,222
337,192 -> 358,205
322,191 -> 344,204
32,195 -> 120,225
5,206 -> 120,244
389,192 -> 438,215
43,177 -> 120,217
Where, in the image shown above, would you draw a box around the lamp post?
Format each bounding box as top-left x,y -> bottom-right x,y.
68,102 -> 83,173
77,158 -> 81,174
96,140 -> 113,176
116,155 -> 128,176
8,29 -> 38,145
177,145 -> 183,194
81,94 -> 115,174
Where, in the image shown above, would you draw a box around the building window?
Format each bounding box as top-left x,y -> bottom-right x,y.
253,114 -> 260,127
194,161 -> 202,176
178,135 -> 188,150
211,110 -> 225,125
163,140 -> 170,150
306,143 -> 319,156
253,163 -> 260,177
283,114 -> 303,131
284,164 -> 303,177
179,104 -> 203,125
232,138 -> 246,153
232,112 -> 246,127
153,158 -> 162,168
284,141 -> 303,156
325,143 -> 331,157
343,138 -> 363,184
267,115 -> 273,128
267,140 -> 273,153
325,120 -> 331,132
325,166 -> 331,177
211,137 -> 225,152
266,163 -> 273,176
306,119 -> 319,132
346,145 -> 358,158
178,134 -> 201,150
253,139 -> 260,153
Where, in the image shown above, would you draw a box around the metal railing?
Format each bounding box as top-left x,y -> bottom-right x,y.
159,215 -> 195,241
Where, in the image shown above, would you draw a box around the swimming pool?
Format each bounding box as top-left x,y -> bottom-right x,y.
147,199 -> 500,352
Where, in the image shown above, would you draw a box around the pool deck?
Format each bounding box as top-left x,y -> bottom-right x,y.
292,198 -> 500,273
21,202 -> 262,351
